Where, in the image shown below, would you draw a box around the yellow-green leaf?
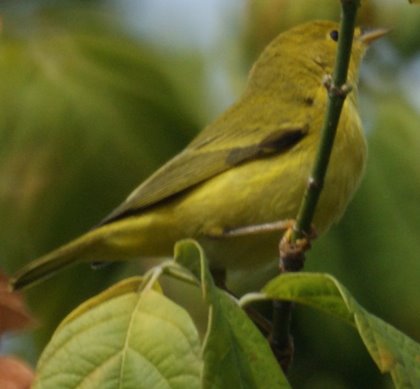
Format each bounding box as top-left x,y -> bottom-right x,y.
262,273 -> 420,388
34,277 -> 202,389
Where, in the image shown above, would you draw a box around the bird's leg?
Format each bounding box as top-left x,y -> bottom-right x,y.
209,219 -> 295,238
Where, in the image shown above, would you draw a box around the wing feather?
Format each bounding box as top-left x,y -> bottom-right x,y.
99,97 -> 314,225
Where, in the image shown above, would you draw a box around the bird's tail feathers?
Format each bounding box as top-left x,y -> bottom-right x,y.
10,231 -> 100,291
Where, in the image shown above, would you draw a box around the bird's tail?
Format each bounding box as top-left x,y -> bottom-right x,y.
10,229 -> 103,291
10,212 -> 173,290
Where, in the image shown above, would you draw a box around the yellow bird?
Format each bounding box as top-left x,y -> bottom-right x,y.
11,20 -> 386,290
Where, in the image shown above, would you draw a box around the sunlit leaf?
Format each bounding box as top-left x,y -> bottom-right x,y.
34,277 -> 202,389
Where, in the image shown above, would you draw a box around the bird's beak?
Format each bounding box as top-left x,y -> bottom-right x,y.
360,27 -> 390,45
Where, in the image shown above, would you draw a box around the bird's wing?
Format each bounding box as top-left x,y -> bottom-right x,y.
99,105 -> 311,225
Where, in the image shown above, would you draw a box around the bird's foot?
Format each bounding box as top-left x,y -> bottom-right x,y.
279,223 -> 317,272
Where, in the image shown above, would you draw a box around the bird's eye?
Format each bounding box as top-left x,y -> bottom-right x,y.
329,30 -> 339,42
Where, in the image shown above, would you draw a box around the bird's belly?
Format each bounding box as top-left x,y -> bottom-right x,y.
176,150 -> 310,236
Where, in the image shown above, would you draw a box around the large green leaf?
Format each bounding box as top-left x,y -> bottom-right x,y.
253,273 -> 420,388
34,277 -> 202,389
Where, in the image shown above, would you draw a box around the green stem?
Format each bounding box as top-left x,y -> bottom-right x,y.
293,0 -> 360,238
272,0 -> 361,374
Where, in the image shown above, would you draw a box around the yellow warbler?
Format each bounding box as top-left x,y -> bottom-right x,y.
11,21 -> 386,290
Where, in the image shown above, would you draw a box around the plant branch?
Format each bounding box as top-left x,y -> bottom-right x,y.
271,0 -> 361,373
294,0 -> 361,238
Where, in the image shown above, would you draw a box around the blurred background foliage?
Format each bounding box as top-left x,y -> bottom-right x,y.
1,0 -> 419,387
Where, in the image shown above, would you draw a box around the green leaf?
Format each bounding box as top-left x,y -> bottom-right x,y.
261,273 -> 420,388
33,277 -> 202,389
174,240 -> 290,389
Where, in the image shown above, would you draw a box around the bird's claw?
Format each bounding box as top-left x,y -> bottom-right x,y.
279,224 -> 317,272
